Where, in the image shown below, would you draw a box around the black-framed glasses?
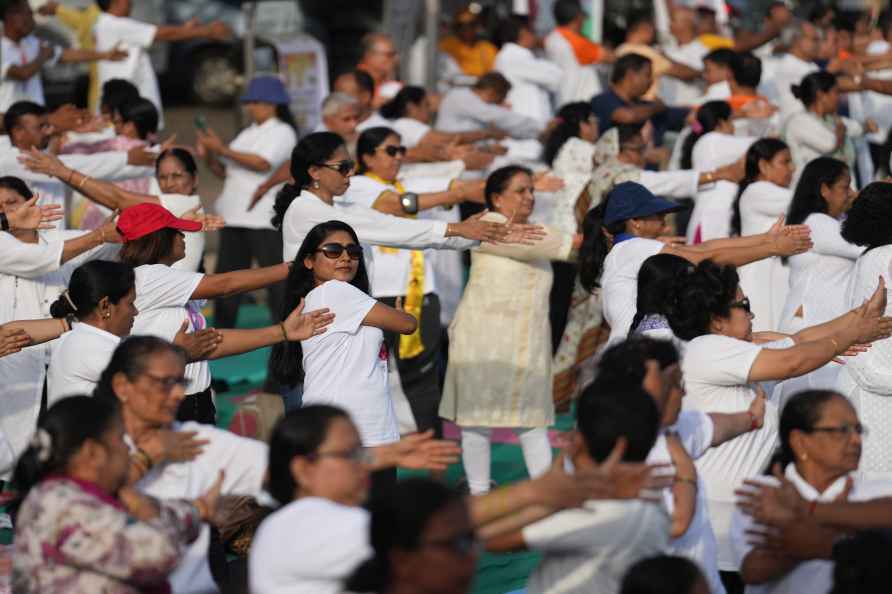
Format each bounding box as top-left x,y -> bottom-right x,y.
379,145 -> 407,157
318,159 -> 355,176
317,243 -> 363,260
422,531 -> 480,556
142,372 -> 191,393
809,423 -> 869,438
730,297 -> 752,314
309,447 -> 374,464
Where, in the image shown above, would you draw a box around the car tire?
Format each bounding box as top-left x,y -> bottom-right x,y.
190,47 -> 240,106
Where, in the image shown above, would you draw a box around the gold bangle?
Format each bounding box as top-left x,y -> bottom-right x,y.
829,337 -> 841,354
78,174 -> 90,189
675,476 -> 698,487
134,447 -> 154,469
279,322 -> 288,342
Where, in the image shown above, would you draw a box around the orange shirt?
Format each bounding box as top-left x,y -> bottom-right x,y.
556,26 -> 604,65
439,36 -> 498,77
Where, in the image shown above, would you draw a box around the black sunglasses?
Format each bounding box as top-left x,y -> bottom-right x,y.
317,243 -> 363,260
729,297 -> 751,314
318,159 -> 355,176
379,145 -> 407,157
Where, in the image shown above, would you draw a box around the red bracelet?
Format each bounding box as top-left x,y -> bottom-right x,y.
748,411 -> 759,431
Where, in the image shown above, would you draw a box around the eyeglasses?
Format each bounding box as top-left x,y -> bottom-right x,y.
422,531 -> 480,556
379,145 -> 407,158
317,243 -> 363,260
809,423 -> 869,438
318,159 -> 355,176
141,372 -> 191,393
309,447 -> 375,464
729,297 -> 751,314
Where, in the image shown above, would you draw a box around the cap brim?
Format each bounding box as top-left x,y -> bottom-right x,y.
169,219 -> 204,233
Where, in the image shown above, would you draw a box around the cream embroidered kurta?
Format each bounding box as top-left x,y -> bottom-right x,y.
440,213 -> 573,428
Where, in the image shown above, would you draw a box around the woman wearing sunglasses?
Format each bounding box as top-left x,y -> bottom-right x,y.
665,259 -> 892,578
731,389 -> 891,594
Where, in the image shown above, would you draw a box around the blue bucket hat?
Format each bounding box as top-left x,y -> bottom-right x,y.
604,181 -> 686,226
241,76 -> 290,105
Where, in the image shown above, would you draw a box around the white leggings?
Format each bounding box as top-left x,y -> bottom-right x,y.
460,426 -> 553,495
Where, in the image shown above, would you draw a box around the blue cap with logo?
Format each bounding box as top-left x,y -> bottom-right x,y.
240,76 -> 290,105
604,181 -> 686,226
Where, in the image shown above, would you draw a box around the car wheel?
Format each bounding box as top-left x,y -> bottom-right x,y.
191,48 -> 240,106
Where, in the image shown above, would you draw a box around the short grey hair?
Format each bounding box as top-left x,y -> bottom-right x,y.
321,92 -> 359,117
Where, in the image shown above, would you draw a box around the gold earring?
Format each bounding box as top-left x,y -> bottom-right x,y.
104,312 -> 111,319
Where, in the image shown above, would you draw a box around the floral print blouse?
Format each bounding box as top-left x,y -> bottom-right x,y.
12,477 -> 201,594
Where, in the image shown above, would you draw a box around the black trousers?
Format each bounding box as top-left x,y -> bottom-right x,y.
379,293 -> 443,437
549,261 -> 577,354
213,227 -> 286,329
176,387 -> 216,425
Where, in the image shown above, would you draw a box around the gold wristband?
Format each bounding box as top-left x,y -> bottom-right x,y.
675,476 -> 698,487
134,447 -> 154,469
279,322 -> 288,342
829,337 -> 841,354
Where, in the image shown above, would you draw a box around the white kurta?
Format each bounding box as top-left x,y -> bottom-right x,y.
688,132 -> 758,242
548,137 -> 596,237
543,30 -> 602,107
736,181 -> 792,332
759,53 -> 818,125
494,42 -> 563,125
440,212 -> 572,428
784,111 -> 863,184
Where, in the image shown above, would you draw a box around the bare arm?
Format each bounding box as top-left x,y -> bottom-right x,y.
665,61 -> 701,82
3,318 -> 68,346
361,302 -> 417,334
153,21 -> 230,43
59,47 -> 125,64
740,549 -> 799,585
612,101 -> 666,125
6,46 -> 54,81
191,263 -> 291,300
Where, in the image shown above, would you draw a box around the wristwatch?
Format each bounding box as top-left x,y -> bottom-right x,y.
400,192 -> 419,215
0,212 -> 8,232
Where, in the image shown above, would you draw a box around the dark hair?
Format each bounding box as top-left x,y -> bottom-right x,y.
772,389 -> 840,470
155,147 -> 198,179
542,101 -> 594,166
269,221 -> 370,386
617,123 -> 645,148
275,104 -> 299,133
0,176 -> 34,200
350,69 -> 376,97
680,100 -> 732,170
474,72 -> 512,99
12,396 -> 121,496
786,158 -> 849,226
791,71 -> 837,108
553,0 -> 583,26
830,529 -> 892,594
731,51 -> 763,88
357,127 -> 399,174
731,138 -> 789,235
595,337 -> 680,392
267,405 -> 352,505
630,253 -> 694,333
810,4 -> 835,25
100,79 -> 140,115
611,53 -> 651,84
577,383 -> 660,463
117,97 -> 158,140
118,227 -> 180,267
665,259 -> 740,341
93,336 -> 187,402
841,182 -> 892,251
97,0 -> 113,10
0,0 -> 28,20
271,132 -> 345,229
346,478 -> 466,592
627,11 -> 655,34
578,198 -> 623,293
379,86 -> 427,120
3,101 -> 46,135
483,165 -> 533,210
703,48 -> 737,70
495,14 -> 530,46
49,261 -> 135,321
879,10 -> 892,39
620,555 -> 706,594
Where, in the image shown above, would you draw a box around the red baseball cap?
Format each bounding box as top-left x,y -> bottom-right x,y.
117,203 -> 203,242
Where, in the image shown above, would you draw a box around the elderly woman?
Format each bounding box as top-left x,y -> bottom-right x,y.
731,390 -> 892,594
12,395 -> 222,594
666,259 -> 892,576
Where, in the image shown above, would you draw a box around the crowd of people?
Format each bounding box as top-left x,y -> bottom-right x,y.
4,0 -> 892,593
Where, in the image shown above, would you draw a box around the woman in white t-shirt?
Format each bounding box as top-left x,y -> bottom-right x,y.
269,220 -> 415,483
21,147 -> 209,272
665,259 -> 892,574
196,76 -> 299,328
732,138 -> 795,332
731,389 -> 892,594
115,203 -> 333,425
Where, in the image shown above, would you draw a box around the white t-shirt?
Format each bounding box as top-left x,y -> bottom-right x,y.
46,322 -> 120,405
601,237 -> 665,346
93,13 -> 164,129
341,175 -> 437,298
0,34 -> 61,111
301,280 -> 399,446
131,264 -> 209,393
135,422 -> 268,594
647,412 -> 725,594
391,117 -> 431,149
214,118 -> 297,229
523,498 -> 669,594
250,497 -> 372,594
682,333 -> 782,571
731,465 -> 892,594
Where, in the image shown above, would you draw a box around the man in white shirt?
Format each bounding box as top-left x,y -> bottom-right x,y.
357,32 -> 403,106
2,101 -> 154,228
759,22 -> 820,123
435,72 -> 542,139
485,384 -> 669,594
0,0 -> 127,112
661,6 -> 709,107
93,0 -> 231,130
334,69 -> 391,133
315,92 -> 361,146
544,0 -> 613,106
494,15 -> 562,125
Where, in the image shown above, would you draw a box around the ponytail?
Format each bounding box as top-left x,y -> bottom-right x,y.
578,195 -> 625,293
49,260 -> 135,321
680,101 -> 731,170
379,86 -> 427,121
271,132 -> 345,230
276,104 -> 300,134
731,138 -> 788,236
